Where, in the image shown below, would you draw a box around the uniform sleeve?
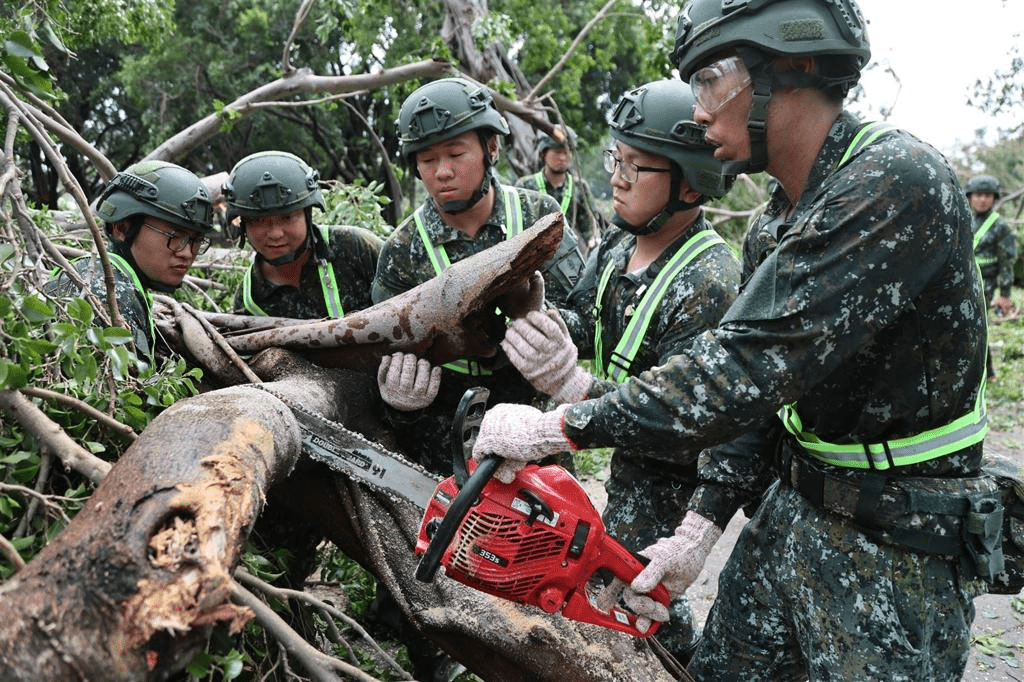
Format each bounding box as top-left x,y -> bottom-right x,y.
561,135 -> 976,457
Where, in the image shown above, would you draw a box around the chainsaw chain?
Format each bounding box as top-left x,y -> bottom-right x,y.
252,383 -> 441,504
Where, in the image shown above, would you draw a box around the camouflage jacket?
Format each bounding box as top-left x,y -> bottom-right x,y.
972,209 -> 1017,299
46,253 -> 155,361
515,171 -> 604,254
560,112 -> 987,527
371,182 -> 584,308
559,216 -> 741,475
233,224 -> 380,319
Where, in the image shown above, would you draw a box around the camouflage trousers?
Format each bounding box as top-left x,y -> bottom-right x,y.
688,483 -> 986,681
602,452 -> 701,662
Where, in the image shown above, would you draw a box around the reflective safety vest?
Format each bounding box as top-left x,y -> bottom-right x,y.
973,212 -> 1001,267
415,185 -> 524,375
594,229 -> 726,383
109,252 -> 155,363
241,225 -> 345,318
533,171 -> 573,214
779,121 -> 989,469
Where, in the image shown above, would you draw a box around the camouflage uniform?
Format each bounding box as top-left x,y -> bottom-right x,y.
515,171 -> 604,257
47,254 -> 156,362
560,112 -> 991,681
560,216 -> 740,660
372,182 -> 583,474
972,208 -> 1017,306
233,224 -> 381,318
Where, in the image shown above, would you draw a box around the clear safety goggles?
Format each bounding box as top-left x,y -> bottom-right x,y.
690,55 -> 752,113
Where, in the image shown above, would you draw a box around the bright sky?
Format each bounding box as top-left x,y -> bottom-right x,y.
852,0 -> 1022,159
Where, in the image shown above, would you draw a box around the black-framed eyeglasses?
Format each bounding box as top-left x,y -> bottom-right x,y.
602,149 -> 671,183
143,223 -> 212,256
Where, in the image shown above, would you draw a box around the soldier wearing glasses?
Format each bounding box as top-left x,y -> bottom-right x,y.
47,160 -> 215,363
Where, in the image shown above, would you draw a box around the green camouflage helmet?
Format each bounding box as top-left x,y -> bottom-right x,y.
536,125 -> 578,157
95,160 -> 215,234
609,79 -> 735,198
672,0 -> 870,86
965,174 -> 1002,199
396,77 -> 510,164
223,151 -> 325,221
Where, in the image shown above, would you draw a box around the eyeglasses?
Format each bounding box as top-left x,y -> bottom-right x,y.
602,149 -> 671,183
690,55 -> 752,113
143,223 -> 212,255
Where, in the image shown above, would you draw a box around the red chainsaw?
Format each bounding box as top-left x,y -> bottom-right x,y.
414,388 -> 669,638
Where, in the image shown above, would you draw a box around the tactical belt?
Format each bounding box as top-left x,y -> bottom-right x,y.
782,453 -> 1005,580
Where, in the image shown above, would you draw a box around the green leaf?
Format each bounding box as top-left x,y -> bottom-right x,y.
0,359 -> 28,389
101,326 -> 134,345
20,294 -> 55,322
67,297 -> 94,325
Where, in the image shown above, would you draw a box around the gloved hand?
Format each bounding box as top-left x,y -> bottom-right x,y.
499,270 -> 546,320
471,403 -> 572,483
622,511 -> 723,634
377,352 -> 441,411
502,310 -> 592,403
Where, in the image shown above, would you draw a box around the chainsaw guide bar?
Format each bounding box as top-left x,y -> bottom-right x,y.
254,384 -> 441,509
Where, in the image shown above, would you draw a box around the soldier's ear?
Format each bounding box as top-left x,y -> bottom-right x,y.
111,220 -> 131,243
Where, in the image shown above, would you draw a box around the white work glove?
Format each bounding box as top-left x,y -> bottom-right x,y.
502,310 -> 592,404
471,403 -> 572,484
377,352 -> 441,411
622,511 -> 723,634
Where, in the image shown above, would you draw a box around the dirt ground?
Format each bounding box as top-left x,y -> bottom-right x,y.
581,423 -> 1024,681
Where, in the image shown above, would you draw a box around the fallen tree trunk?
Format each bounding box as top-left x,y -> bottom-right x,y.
0,348 -> 673,681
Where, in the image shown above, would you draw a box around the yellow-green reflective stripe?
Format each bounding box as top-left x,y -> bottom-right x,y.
241,267 -> 270,316
778,383 -> 988,470
973,212 -> 1000,251
414,207 -> 451,275
317,226 -> 345,318
502,186 -> 524,237
109,253 -> 155,357
441,358 -> 492,376
531,173 -> 571,214
593,258 -> 619,381
976,256 -> 998,266
838,122 -> 896,167
604,230 -> 725,383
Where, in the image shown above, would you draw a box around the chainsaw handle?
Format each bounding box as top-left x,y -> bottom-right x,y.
451,387 -> 491,488
415,455 -> 501,582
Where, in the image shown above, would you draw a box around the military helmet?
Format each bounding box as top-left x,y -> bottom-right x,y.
537,125 -> 578,157
396,77 -> 510,164
609,79 -> 734,198
672,0 -> 870,86
222,151 -> 325,221
95,160 -> 215,233
965,174 -> 1002,199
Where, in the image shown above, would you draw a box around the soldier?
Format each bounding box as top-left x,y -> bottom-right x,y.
371,77 -> 584,475
515,125 -> 604,257
965,174 -> 1017,378
500,79 -> 741,664
222,151 -> 381,320
470,1 -> 1000,680
47,161 -> 215,364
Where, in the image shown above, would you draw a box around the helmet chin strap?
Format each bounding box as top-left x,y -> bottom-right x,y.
253,209 -> 317,266
440,132 -> 495,215
610,168 -> 701,236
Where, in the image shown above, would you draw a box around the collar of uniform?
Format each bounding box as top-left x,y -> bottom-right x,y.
607,211 -> 712,283
250,250 -> 318,294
